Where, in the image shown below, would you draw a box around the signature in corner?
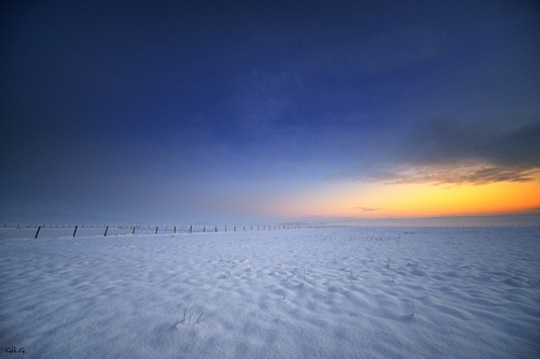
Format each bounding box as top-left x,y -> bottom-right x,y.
5,347 -> 25,354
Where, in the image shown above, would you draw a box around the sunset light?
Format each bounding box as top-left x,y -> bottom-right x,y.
255,172 -> 540,220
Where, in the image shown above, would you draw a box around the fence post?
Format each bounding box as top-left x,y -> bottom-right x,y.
225,225 -> 227,232
34,226 -> 41,239
203,226 -> 205,232
73,225 -> 78,238
132,226 -> 136,235
214,226 -> 217,232
190,225 -> 193,234
234,226 -> 236,232
155,226 -> 158,234
104,226 -> 109,237
174,226 -> 176,234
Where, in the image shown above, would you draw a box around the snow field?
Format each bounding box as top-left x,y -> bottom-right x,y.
1,227 -> 539,358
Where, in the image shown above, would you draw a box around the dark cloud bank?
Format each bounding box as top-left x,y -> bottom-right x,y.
332,119 -> 540,185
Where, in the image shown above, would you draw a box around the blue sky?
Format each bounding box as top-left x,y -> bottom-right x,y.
1,0 -> 539,224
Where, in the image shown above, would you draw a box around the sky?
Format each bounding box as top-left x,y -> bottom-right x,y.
1,0 -> 540,225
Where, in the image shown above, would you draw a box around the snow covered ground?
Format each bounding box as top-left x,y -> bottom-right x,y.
1,227 -> 539,358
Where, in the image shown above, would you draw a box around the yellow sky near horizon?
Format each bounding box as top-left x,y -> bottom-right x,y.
264,172 -> 540,219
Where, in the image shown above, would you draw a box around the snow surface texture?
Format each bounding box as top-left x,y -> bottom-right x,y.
1,227 -> 539,359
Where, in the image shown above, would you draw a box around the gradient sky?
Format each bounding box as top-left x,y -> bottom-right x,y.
1,0 -> 540,224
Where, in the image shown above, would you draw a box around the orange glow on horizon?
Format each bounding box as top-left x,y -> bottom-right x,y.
267,172 -> 540,219
368,178 -> 540,218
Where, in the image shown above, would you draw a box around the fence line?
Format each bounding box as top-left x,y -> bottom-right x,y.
0,223 -> 337,240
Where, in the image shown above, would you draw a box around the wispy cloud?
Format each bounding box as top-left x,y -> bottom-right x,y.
330,119 -> 540,185
372,164 -> 538,186
353,207 -> 378,212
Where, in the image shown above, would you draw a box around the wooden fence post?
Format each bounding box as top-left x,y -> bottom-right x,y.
190,225 -> 193,234
132,226 -> 136,235
34,226 -> 41,239
155,226 -> 158,234
174,226 -> 176,234
73,225 -> 78,238
104,226 -> 109,237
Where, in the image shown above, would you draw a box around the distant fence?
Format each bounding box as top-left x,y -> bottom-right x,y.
0,223 -> 333,240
